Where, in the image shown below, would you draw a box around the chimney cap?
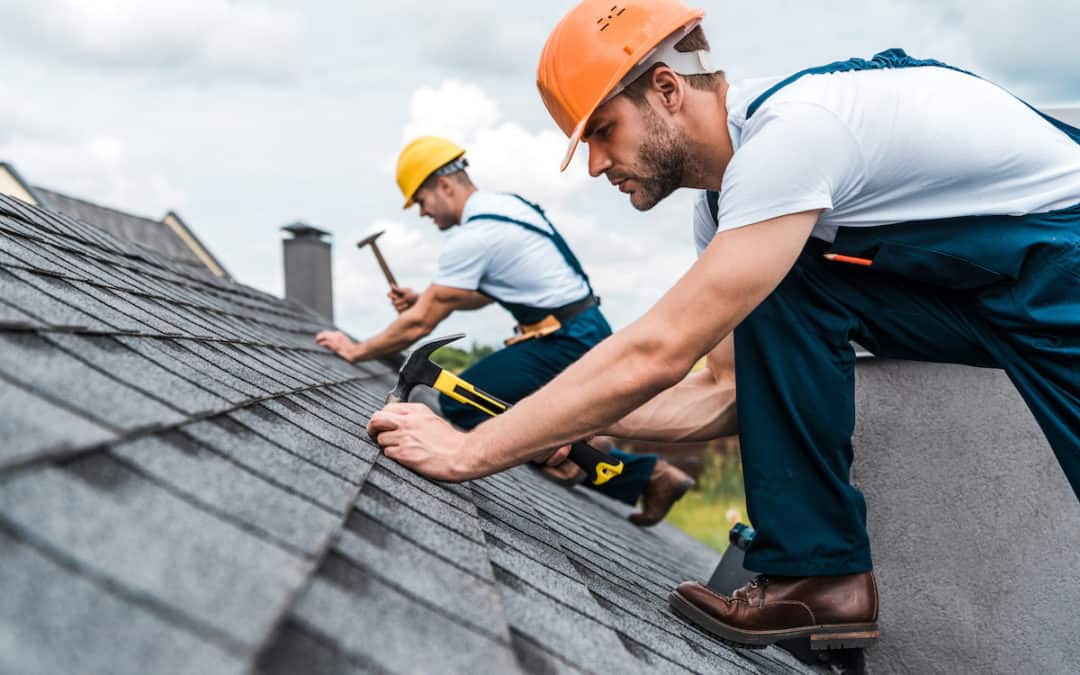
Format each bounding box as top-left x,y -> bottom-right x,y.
282,221 -> 331,240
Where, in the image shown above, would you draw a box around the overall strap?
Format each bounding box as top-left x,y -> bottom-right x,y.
466,193 -> 594,295
746,48 -> 976,120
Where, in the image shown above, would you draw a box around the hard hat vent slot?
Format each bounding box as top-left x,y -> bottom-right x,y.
596,5 -> 626,32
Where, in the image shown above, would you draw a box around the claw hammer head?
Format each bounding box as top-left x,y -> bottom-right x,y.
357,230 -> 398,288
386,333 -> 464,404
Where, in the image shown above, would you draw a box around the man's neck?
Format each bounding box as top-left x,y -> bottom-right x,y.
451,185 -> 480,226
681,80 -> 734,192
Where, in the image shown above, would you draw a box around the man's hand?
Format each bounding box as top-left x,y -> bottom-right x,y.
388,286 -> 419,313
315,330 -> 360,361
367,403 -> 476,482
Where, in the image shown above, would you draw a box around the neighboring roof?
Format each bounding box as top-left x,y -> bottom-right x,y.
0,193 -> 814,674
0,161 -> 229,279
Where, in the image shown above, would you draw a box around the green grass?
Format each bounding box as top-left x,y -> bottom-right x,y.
665,449 -> 748,553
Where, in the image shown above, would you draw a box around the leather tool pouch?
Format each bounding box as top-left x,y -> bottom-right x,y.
505,315 -> 562,346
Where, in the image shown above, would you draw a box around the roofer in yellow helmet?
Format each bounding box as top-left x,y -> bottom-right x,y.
367,0 -> 1080,653
316,135 -> 695,526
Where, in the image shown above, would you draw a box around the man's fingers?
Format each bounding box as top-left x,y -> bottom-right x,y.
366,403 -> 430,437
544,445 -> 572,466
367,409 -> 405,436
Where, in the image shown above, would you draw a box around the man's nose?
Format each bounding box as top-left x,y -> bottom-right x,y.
588,145 -> 613,178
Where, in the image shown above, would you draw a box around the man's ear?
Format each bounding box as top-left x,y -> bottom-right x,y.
436,175 -> 456,197
651,66 -> 684,113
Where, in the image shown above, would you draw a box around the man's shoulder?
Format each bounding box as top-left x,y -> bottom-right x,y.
464,191 -> 547,229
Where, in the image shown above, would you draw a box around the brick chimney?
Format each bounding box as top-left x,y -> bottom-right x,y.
281,222 -> 333,321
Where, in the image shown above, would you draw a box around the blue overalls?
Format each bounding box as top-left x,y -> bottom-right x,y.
707,50 -> 1080,576
438,194 -> 658,504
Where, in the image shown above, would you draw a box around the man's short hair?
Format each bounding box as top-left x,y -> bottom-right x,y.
620,26 -> 725,104
419,159 -> 474,193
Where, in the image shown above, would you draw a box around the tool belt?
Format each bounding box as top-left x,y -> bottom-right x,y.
505,295 -> 599,346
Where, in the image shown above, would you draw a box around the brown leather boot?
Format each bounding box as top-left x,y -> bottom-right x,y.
669,572 -> 880,649
628,460 -> 695,527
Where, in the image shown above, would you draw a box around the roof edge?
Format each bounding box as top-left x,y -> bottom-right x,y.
0,161 -> 45,206
162,210 -> 231,279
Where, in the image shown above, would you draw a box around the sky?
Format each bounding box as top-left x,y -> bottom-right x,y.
2,0 -> 1079,346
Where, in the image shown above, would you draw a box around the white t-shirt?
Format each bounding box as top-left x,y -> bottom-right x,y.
693,65 -> 1080,253
436,191 -> 590,308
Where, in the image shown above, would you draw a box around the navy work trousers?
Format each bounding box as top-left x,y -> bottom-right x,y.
440,307 -> 658,505
735,203 -> 1080,576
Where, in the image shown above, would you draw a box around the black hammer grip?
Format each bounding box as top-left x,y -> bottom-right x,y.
431,369 -> 624,485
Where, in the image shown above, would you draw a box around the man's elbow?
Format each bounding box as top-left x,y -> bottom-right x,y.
401,315 -> 437,343
627,334 -> 695,394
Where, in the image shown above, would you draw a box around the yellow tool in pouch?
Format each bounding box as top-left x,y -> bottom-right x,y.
505,314 -> 562,346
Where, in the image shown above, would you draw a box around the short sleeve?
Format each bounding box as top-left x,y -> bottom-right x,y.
435,228 -> 491,291
692,190 -> 717,256
715,102 -> 865,235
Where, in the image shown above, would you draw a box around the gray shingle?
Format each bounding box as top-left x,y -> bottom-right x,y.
183,416 -> 357,514
231,344 -> 312,389
0,297 -> 42,329
333,511 -> 508,639
364,466 -> 484,542
0,268 -> 96,330
230,404 -> 375,477
111,432 -> 341,556
0,332 -> 184,431
180,340 -> 279,395
256,621 -> 375,675
114,336 -> 250,404
0,376 -> 116,469
261,395 -> 372,455
158,339 -> 265,398
5,267 -> 153,333
0,230 -> 77,276
490,562 -> 645,675
45,333 -> 230,417
69,280 -> 184,335
354,482 -> 490,572
0,529 -> 246,675
293,558 -> 520,674
0,459 -> 310,648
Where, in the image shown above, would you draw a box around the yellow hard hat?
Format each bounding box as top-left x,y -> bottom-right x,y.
395,136 -> 467,209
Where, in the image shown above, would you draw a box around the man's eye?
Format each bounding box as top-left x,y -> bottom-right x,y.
597,124 -> 613,139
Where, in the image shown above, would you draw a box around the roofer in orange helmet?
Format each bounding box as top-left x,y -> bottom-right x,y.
316,135 -> 695,526
368,0 -> 1080,651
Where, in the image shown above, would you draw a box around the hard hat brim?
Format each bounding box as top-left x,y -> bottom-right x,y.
560,118 -> 589,172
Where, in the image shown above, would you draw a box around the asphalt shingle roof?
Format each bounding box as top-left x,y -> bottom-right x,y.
31,186 -> 230,279
0,193 -> 815,674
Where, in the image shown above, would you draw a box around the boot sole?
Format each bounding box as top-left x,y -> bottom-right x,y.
668,590 -> 880,650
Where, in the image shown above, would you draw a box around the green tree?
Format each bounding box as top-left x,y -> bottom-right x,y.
430,341 -> 495,374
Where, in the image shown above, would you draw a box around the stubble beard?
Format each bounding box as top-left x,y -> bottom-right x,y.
627,105 -> 691,211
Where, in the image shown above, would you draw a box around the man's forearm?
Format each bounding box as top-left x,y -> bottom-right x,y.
606,369 -> 737,442
352,315 -> 431,361
458,213 -> 817,478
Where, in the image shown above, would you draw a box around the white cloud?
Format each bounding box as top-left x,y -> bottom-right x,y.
1,132 -> 190,217
1,0 -> 304,81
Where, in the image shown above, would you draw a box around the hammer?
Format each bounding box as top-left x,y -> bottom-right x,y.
387,333 -> 624,486
357,230 -> 398,288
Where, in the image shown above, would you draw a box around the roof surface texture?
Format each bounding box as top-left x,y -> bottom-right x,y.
31,185 -> 229,278
0,193 -> 813,675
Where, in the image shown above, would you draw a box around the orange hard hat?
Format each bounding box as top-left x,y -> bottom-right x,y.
538,0 -> 706,171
